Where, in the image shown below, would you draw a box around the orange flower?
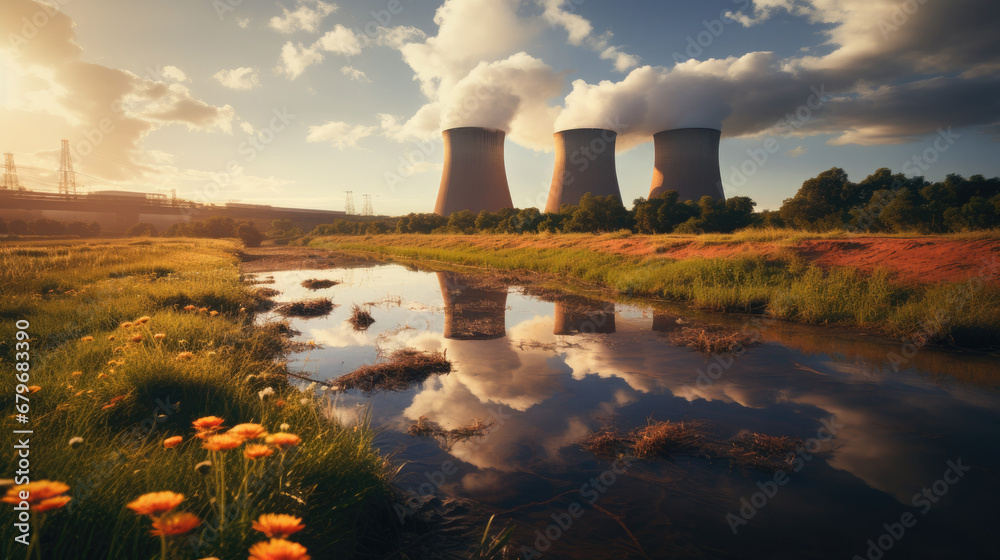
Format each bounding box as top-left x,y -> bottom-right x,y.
150,512 -> 201,536
248,538 -> 311,560
251,514 -> 304,538
130,334 -> 144,343
135,316 -> 151,324
27,386 -> 41,393
107,335 -> 116,341
1,481 -> 70,508
209,310 -> 219,317
177,351 -> 194,360
163,436 -> 183,449
34,496 -> 72,513
71,371 -> 82,376
244,444 -> 274,460
265,433 -> 301,449
120,322 -> 133,329
81,336 -> 94,342
154,333 -> 166,341
192,416 -> 224,432
183,305 -> 197,311
198,307 -> 209,314
228,423 -> 267,440
202,434 -> 242,451
126,491 -> 184,517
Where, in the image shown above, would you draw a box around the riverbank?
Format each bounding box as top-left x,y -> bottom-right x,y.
0,239 -> 397,559
310,232 -> 1000,349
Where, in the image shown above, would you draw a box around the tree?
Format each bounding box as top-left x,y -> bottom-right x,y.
0,218 -> 7,234
779,167 -> 853,230
447,210 -> 477,233
267,219 -> 299,238
8,220 -> 29,235
126,223 -> 157,237
564,193 -> 630,233
236,220 -> 264,247
28,218 -> 67,236
204,216 -> 237,238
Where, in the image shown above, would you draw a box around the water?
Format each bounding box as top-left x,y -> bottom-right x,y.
258,263 -> 1000,559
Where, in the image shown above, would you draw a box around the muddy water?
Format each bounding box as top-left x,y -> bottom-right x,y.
258,263 -> 1000,560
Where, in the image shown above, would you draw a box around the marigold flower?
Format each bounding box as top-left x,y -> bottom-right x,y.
120,322 -> 133,329
2,481 -> 70,507
202,434 -> 242,451
27,386 -> 41,393
150,512 -> 201,536
163,436 -> 183,449
177,351 -> 194,360
130,334 -> 144,343
192,416 -> 225,432
126,491 -> 184,517
228,423 -> 267,440
244,444 -> 274,460
251,514 -> 305,538
81,336 -> 94,342
153,333 -> 166,340
209,310 -> 219,317
265,433 -> 301,449
107,335 -> 116,341
135,316 -> 151,324
198,307 -> 209,313
248,538 -> 311,560
34,496 -> 72,512
71,371 -> 82,376
183,305 -> 197,311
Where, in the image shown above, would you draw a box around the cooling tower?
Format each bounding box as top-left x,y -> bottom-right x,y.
649,128 -> 725,202
553,301 -> 616,335
437,272 -> 508,340
545,128 -> 622,213
434,127 -> 513,216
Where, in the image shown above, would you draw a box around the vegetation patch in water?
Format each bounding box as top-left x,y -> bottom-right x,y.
348,303 -> 376,331
334,349 -> 451,393
275,298 -> 335,318
407,416 -> 495,450
301,278 -> 340,290
670,326 -> 762,354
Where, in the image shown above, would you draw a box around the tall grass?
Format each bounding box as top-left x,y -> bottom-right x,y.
0,240 -> 398,559
313,235 -> 1000,347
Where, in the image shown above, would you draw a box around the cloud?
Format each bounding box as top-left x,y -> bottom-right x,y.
306,121 -> 378,149
372,26 -> 427,49
278,41 -> 324,79
538,0 -> 640,72
0,0 -> 236,183
341,66 -> 371,82
269,0 -> 338,34
317,25 -> 362,56
161,66 -> 189,82
213,67 -> 260,90
237,17 -> 250,29
786,145 -> 808,157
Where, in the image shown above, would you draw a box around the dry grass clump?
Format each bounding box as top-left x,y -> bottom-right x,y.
254,287 -> 281,298
334,349 -> 451,393
275,298 -> 335,318
407,416 -> 495,450
301,279 -> 339,290
582,420 -> 801,473
348,304 -> 375,331
670,326 -> 761,355
728,433 -> 801,473
631,420 -> 708,458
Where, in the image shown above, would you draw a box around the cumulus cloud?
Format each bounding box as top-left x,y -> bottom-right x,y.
269,0 -> 338,34
213,67 -> 260,90
317,25 -> 362,56
340,66 -> 371,82
538,0 -> 640,72
786,145 -> 808,157
0,0 -> 235,182
278,41 -> 324,79
306,121 -> 378,149
161,65 -> 189,82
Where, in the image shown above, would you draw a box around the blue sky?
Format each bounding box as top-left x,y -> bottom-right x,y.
1,0 -> 998,214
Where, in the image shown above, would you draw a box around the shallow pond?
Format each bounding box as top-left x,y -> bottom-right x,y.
257,263 -> 1000,560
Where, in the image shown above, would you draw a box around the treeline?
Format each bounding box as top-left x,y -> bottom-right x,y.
302,168 -> 997,237
775,168 -> 1000,232
129,217 -> 265,246
0,217 -> 101,237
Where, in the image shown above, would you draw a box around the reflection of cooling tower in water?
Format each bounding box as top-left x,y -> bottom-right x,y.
437,272 -> 508,340
553,301 -> 616,335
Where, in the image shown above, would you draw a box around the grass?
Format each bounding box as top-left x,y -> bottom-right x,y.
301,279 -> 339,290
334,349 -> 451,394
347,304 -> 376,331
407,417 -> 495,451
275,298 -> 335,318
583,420 -> 801,474
311,233 -> 1000,348
0,239 -> 398,559
670,326 -> 763,354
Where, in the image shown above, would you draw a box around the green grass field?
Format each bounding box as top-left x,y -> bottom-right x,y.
0,239 -> 397,559
312,233 -> 1000,349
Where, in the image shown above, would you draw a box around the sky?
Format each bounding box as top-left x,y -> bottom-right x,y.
1,0 -> 998,214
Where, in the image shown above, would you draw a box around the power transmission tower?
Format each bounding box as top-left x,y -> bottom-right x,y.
361,194 -> 374,217
344,191 -> 355,215
59,139 -> 76,195
2,153 -> 20,190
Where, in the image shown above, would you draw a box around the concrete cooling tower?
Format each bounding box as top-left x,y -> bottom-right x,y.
434,127 -> 514,216
545,128 -> 622,213
648,128 -> 725,202
437,272 -> 508,340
